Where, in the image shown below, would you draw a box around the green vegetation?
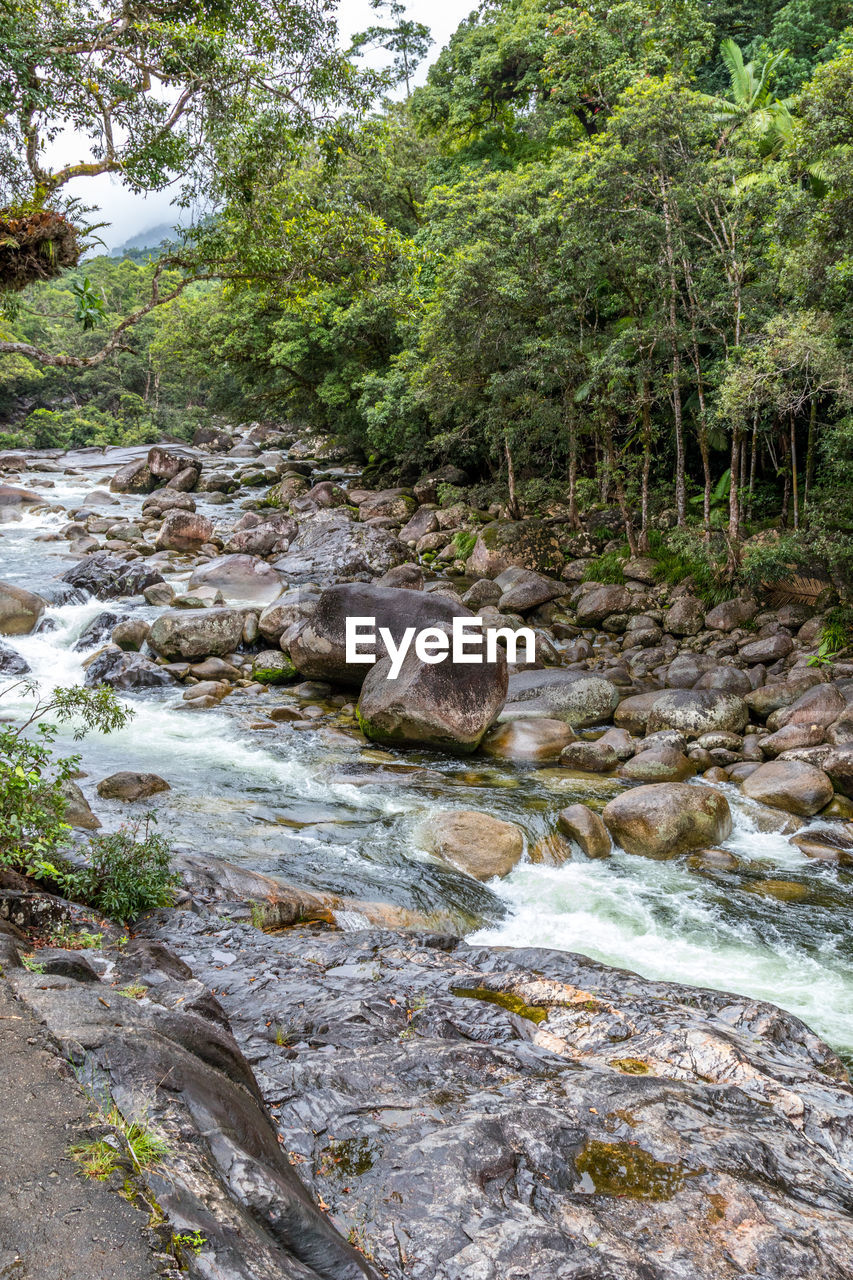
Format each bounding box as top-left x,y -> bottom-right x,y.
4,0 -> 853,591
61,820 -> 177,924
69,1107 -> 169,1181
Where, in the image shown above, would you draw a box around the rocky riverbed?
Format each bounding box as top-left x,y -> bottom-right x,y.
2,425 -> 853,1275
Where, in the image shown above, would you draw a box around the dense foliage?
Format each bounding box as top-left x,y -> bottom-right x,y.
3,0 -> 853,585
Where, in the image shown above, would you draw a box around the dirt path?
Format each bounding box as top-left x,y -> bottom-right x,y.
0,980 -> 165,1280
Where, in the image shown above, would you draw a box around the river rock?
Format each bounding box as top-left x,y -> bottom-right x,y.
258,588 -> 320,643
557,803 -> 611,858
187,555 -> 283,606
645,689 -> 749,738
374,563 -> 424,591
109,457 -> 157,493
603,783 -> 732,858
58,780 -> 100,829
0,639 -> 29,673
0,483 -> 42,505
821,746 -> 853,798
358,487 -> 416,522
273,511 -> 408,583
500,670 -> 620,727
418,810 -> 524,878
96,772 -> 171,801
110,618 -> 150,651
400,507 -> 439,544
224,514 -> 297,556
154,510 -> 214,552
739,632 -> 795,664
357,627 -> 507,752
83,647 -> 177,690
147,445 -> 198,480
767,682 -> 846,732
0,581 -> 45,635
147,608 -> 245,660
479,718 -> 576,761
466,519 -> 564,577
165,466 -> 200,492
135,911 -> 853,1280
558,740 -> 619,772
741,760 -> 834,816
745,674 -> 825,720
619,746 -> 695,783
704,597 -> 758,631
62,551 -> 165,600
664,596 -> 704,636
576,584 -> 632,625
495,566 -> 565,612
289,583 -> 478,685
252,650 -> 296,684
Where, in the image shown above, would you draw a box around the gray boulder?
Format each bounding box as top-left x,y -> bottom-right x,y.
576,584 -> 632,625
500,670 -> 620,727
83,647 -> 176,690
147,608 -> 245,660
645,689 -> 749,738
742,760 -> 834,816
62,552 -> 165,600
273,511 -> 407,584
664,596 -> 705,636
154,510 -> 214,552
603,784 -> 732,858
188,555 -> 284,606
417,810 -> 524,879
495,567 -> 565,612
0,639 -> 29,673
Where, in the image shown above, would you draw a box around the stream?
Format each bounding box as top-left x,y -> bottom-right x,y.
2,445 -> 852,1059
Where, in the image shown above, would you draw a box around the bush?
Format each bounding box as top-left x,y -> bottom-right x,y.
646,529 -> 730,607
582,547 -> 627,584
0,683 -> 131,879
60,819 -> 177,923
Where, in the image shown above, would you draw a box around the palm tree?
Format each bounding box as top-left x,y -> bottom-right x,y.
701,39 -> 794,149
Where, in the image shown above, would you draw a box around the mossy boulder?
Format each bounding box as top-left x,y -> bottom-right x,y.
466,519 -> 565,577
252,651 -> 297,684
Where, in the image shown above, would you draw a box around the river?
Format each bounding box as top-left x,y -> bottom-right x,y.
2,445 -> 851,1059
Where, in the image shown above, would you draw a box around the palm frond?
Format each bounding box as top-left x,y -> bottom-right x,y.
762,575 -> 828,607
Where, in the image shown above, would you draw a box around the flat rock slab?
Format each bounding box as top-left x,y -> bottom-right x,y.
143,911 -> 853,1280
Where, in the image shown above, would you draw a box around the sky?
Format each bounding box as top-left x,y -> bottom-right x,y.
67,0 -> 470,250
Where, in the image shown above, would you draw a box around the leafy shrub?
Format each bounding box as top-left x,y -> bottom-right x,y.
739,533 -> 805,591
646,530 -> 730,607
60,819 -> 177,923
0,683 -> 131,879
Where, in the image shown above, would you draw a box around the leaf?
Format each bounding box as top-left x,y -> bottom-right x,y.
762,575 -> 828,607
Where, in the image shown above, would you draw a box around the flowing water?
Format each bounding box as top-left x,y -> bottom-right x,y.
2,447 -> 852,1058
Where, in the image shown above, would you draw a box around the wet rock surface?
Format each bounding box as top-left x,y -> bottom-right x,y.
129,908 -> 853,1280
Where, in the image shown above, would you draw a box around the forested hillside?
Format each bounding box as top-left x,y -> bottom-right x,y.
3,0 -> 853,595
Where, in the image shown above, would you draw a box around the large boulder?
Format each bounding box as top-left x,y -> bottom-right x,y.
0,581 -> 45,635
495,567 -> 565,612
741,760 -> 834,816
258,589 -> 320,643
147,608 -> 245,660
154,510 -> 214,552
289,583 -> 476,685
500,669 -> 620,727
83,647 -> 177,690
62,552 -> 165,600
746,674 -> 825,721
0,484 -> 42,506
109,457 -> 157,493
58,780 -> 100,829
187,555 -> 283,606
739,633 -> 794,664
575,584 -> 632,626
466,519 -> 564,577
417,810 -> 524,879
357,626 -> 507,752
619,746 -> 695,783
645,689 -> 748,738
147,445 -> 198,481
273,511 -> 407,584
357,488 -> 416,522
602,784 -> 732,859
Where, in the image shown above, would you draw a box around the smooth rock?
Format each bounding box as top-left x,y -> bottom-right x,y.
418,810 -> 524,879
556,804 -> 611,858
742,760 -> 834,816
603,784 -> 732,859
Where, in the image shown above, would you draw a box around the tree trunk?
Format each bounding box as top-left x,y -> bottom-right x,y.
505,436 -> 520,519
640,378 -> 652,552
603,420 -> 638,556
568,415 -> 580,530
747,411 -> 758,521
672,352 -> 686,525
728,424 -> 741,552
790,413 -> 799,531
804,399 -> 817,514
